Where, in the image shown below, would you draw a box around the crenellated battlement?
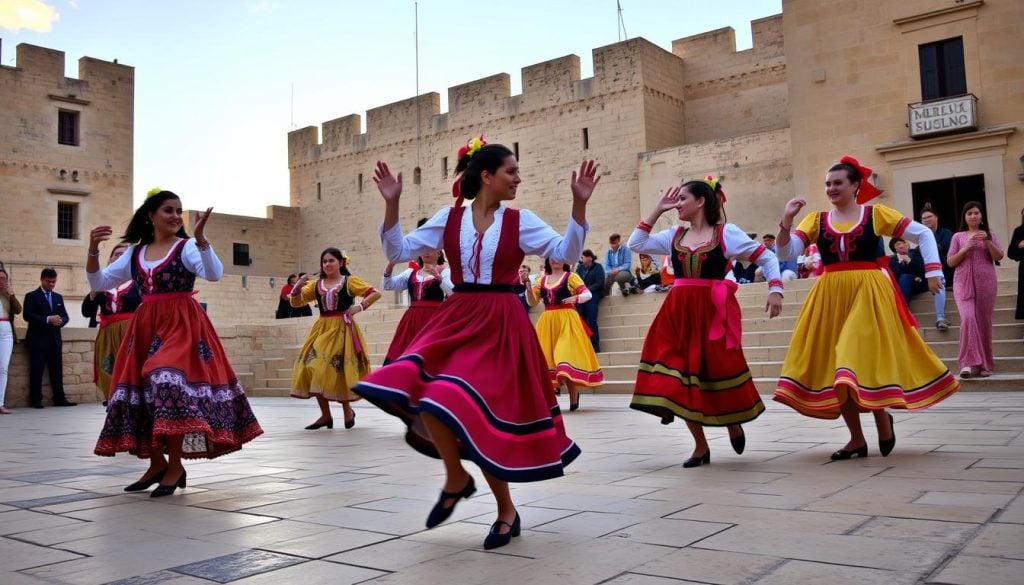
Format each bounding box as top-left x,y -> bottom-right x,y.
1,43 -> 134,89
288,34 -> 701,165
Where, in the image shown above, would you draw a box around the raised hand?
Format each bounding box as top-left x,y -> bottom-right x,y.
654,185 -> 683,216
194,207 -> 214,243
89,225 -> 114,249
782,198 -> 807,225
292,273 -> 310,293
570,160 -> 601,203
373,161 -> 403,202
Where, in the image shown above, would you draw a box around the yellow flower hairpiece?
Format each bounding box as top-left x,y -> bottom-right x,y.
703,176 -> 719,191
146,187 -> 163,199
457,135 -> 487,160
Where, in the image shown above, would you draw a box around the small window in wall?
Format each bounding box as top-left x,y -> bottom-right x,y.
413,167 -> 422,185
316,182 -> 322,201
358,173 -> 364,193
919,37 -> 966,100
58,110 -> 79,146
582,128 -> 589,150
57,202 -> 78,239
513,142 -> 520,159
232,243 -> 252,266
441,156 -> 449,179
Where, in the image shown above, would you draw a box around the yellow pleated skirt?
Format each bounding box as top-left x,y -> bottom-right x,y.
93,319 -> 131,399
535,307 -> 603,387
292,316 -> 369,401
774,267 -> 959,418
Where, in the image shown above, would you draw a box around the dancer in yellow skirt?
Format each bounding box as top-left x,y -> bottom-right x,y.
290,247 -> 381,430
83,243 -> 141,404
773,155 -> 960,460
526,259 -> 603,411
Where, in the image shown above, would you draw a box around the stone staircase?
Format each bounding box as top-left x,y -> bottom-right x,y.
241,266 -> 1022,397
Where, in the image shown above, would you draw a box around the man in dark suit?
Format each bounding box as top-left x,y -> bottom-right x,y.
22,267 -> 75,408
575,249 -> 605,353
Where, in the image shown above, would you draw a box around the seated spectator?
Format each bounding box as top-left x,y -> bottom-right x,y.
732,260 -> 756,284
604,233 -> 637,297
659,253 -> 674,288
797,244 -> 823,279
889,237 -> 927,304
755,234 -> 798,282
634,253 -> 662,293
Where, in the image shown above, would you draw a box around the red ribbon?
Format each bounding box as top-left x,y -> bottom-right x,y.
838,155 -> 882,205
673,278 -> 741,350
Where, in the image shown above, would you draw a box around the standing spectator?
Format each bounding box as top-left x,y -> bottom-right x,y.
575,249 -> 604,352
633,253 -> 662,293
515,265 -> 533,312
1006,208 -> 1023,321
920,206 -> 954,330
0,266 -> 21,414
291,273 -> 314,317
604,233 -> 636,296
888,237 -> 927,304
276,274 -> 297,319
22,268 -> 75,408
948,201 -> 1005,378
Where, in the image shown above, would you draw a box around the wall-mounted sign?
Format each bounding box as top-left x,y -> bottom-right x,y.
909,94 -> 977,139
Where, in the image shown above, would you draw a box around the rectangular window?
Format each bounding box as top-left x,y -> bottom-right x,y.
358,173 -> 364,193
441,156 -> 449,179
919,37 -> 966,100
58,110 -> 79,146
232,243 -> 251,266
57,202 -> 78,239
513,142 -> 520,159
582,128 -> 590,150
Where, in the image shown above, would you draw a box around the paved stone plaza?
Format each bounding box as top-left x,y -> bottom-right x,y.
1,394 -> 1023,585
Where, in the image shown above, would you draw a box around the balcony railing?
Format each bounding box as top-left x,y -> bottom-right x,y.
908,93 -> 978,139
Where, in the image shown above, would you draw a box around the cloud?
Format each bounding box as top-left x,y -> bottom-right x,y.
0,0 -> 60,33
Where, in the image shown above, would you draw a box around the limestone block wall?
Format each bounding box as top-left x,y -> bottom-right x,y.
637,128 -> 794,238
183,205 -> 301,278
3,327 -> 103,406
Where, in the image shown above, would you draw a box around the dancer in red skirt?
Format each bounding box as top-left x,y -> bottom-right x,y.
381,244 -> 452,365
628,178 -> 784,467
86,190 -> 263,497
355,140 -> 599,550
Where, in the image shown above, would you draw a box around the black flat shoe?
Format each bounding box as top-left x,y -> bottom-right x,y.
879,413 -> 895,457
124,468 -> 166,492
344,412 -> 356,429
730,428 -> 746,455
150,469 -> 186,498
830,445 -> 868,460
483,512 -> 521,550
305,418 -> 333,430
683,451 -> 710,468
426,476 -> 476,528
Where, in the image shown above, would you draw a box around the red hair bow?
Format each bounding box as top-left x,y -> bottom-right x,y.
839,155 -> 882,204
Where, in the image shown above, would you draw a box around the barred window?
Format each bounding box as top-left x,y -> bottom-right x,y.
57,202 -> 78,239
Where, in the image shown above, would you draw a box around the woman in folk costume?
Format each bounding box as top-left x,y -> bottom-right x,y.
290,248 -> 380,430
773,156 -> 960,460
87,189 -> 263,497
84,243 -> 142,405
381,224 -> 453,365
354,137 -> 599,550
525,258 -> 604,411
628,178 -> 784,468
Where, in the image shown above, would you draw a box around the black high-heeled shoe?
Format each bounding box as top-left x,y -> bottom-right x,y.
425,476 -> 476,528
344,412 -> 356,429
483,512 -> 521,550
683,451 -> 710,468
879,413 -> 895,457
569,398 -> 580,412
730,428 -> 746,455
150,469 -> 187,498
830,445 -> 868,460
124,468 -> 166,492
305,418 -> 334,430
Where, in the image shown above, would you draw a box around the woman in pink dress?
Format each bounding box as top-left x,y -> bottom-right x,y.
355,140 -> 598,550
948,201 -> 1005,378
